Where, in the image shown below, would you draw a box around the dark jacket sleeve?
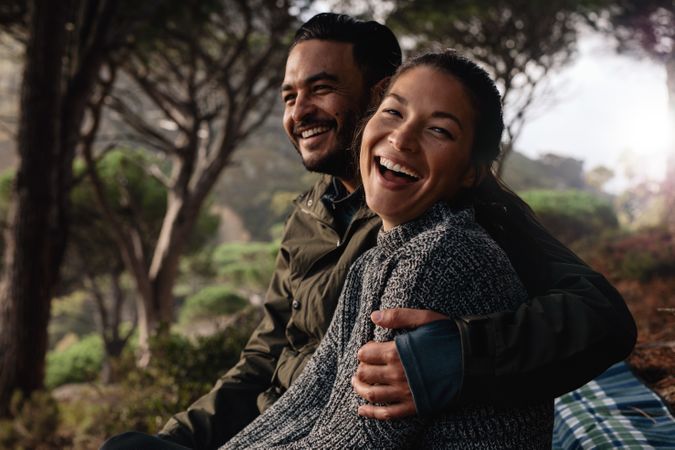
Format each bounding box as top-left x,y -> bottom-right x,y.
157,246 -> 294,449
459,206 -> 637,405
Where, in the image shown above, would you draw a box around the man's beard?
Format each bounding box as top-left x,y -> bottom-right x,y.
295,111 -> 360,180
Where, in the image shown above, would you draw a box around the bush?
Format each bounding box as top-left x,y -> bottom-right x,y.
94,307 -> 263,437
521,189 -> 618,245
588,227 -> 675,282
178,285 -> 248,324
46,334 -> 104,389
0,390 -> 66,450
212,242 -> 277,289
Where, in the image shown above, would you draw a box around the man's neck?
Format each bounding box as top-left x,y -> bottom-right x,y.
336,176 -> 359,193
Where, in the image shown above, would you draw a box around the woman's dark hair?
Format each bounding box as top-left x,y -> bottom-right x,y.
291,13 -> 402,91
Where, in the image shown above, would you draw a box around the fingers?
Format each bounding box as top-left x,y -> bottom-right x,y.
351,374 -> 411,404
354,358 -> 407,386
357,340 -> 400,366
371,308 -> 448,330
357,402 -> 417,420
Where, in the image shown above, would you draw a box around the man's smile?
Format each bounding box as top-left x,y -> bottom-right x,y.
300,126 -> 332,139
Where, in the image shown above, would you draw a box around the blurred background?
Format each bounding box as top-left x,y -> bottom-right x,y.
0,0 -> 672,448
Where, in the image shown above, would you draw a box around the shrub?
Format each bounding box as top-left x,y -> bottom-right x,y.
93,307 -> 263,437
46,334 -> 104,388
178,285 -> 248,324
588,227 -> 675,282
212,242 -> 278,290
521,189 -> 618,245
0,390 -> 66,449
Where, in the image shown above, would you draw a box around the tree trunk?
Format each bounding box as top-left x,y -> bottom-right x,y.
0,0 -> 70,417
135,193 -> 198,366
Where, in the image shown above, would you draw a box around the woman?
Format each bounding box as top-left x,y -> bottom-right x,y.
222,50 -> 553,449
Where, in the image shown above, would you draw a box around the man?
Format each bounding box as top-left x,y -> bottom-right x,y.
102,13 -> 636,450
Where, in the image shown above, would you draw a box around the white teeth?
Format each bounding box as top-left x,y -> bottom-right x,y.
301,126 -> 330,139
379,156 -> 420,179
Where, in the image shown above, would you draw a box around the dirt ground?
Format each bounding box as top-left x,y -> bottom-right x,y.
619,278 -> 675,413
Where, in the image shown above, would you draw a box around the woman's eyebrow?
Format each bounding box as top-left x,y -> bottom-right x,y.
432,111 -> 463,131
387,92 -> 463,131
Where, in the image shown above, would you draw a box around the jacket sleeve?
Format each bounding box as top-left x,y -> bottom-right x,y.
456,209 -> 637,405
220,258 -> 363,450
157,241 -> 294,449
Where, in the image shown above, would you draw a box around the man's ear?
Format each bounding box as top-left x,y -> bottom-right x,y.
460,163 -> 488,188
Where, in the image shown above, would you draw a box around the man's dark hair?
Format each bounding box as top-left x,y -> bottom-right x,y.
292,13 -> 402,90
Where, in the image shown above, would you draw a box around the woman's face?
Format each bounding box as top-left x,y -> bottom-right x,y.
360,66 -> 477,230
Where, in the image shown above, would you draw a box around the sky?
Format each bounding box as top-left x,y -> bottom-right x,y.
515,31 -> 673,193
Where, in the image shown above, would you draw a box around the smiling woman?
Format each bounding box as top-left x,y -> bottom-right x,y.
360,66 -> 477,230
222,50 -> 554,449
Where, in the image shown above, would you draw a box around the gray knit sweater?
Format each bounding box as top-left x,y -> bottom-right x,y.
222,203 -> 553,449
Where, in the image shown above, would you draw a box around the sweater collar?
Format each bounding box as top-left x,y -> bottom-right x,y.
376,203 -> 474,255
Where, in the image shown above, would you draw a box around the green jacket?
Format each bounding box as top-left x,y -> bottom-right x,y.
159,175 -> 636,449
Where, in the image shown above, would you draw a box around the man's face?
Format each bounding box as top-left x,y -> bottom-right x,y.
282,40 -> 367,180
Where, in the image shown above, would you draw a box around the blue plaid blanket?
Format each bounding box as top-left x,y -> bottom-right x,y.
553,361 -> 675,449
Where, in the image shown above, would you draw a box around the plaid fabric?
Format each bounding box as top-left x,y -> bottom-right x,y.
553,361 -> 675,449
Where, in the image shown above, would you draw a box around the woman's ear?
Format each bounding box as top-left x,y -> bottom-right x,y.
460,164 -> 489,188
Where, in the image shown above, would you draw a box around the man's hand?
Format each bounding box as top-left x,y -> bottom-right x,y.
352,308 -> 448,420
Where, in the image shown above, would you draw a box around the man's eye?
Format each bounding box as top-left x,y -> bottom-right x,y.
313,84 -> 334,93
283,93 -> 296,103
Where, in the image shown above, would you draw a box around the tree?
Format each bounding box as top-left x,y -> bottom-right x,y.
0,0 -> 75,417
66,151 -> 219,381
590,0 -> 674,117
83,0 -> 297,364
0,0 -> 184,416
386,0 -> 601,173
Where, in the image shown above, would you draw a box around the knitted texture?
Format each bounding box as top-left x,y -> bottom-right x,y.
222,203 -> 553,449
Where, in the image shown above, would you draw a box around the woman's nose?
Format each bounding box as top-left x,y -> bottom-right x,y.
388,124 -> 418,153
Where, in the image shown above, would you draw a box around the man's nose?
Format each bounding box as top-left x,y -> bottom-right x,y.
291,92 -> 316,123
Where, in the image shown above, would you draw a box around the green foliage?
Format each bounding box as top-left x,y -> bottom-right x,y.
502,152 -> 587,191
179,285 -> 248,324
0,168 -> 13,217
66,149 -> 220,285
49,291 -> 99,349
0,390 -> 65,450
213,241 -> 278,290
521,189 -> 618,244
81,307 -> 262,437
45,334 -> 104,389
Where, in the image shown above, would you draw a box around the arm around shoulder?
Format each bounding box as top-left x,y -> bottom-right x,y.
457,209 -> 637,404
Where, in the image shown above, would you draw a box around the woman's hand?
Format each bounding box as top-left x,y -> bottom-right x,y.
351,308 -> 448,420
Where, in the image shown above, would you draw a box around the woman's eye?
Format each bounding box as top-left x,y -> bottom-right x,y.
430,127 -> 455,140
382,108 -> 401,117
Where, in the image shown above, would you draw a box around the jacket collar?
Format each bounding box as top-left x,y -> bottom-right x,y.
295,175 -> 376,229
